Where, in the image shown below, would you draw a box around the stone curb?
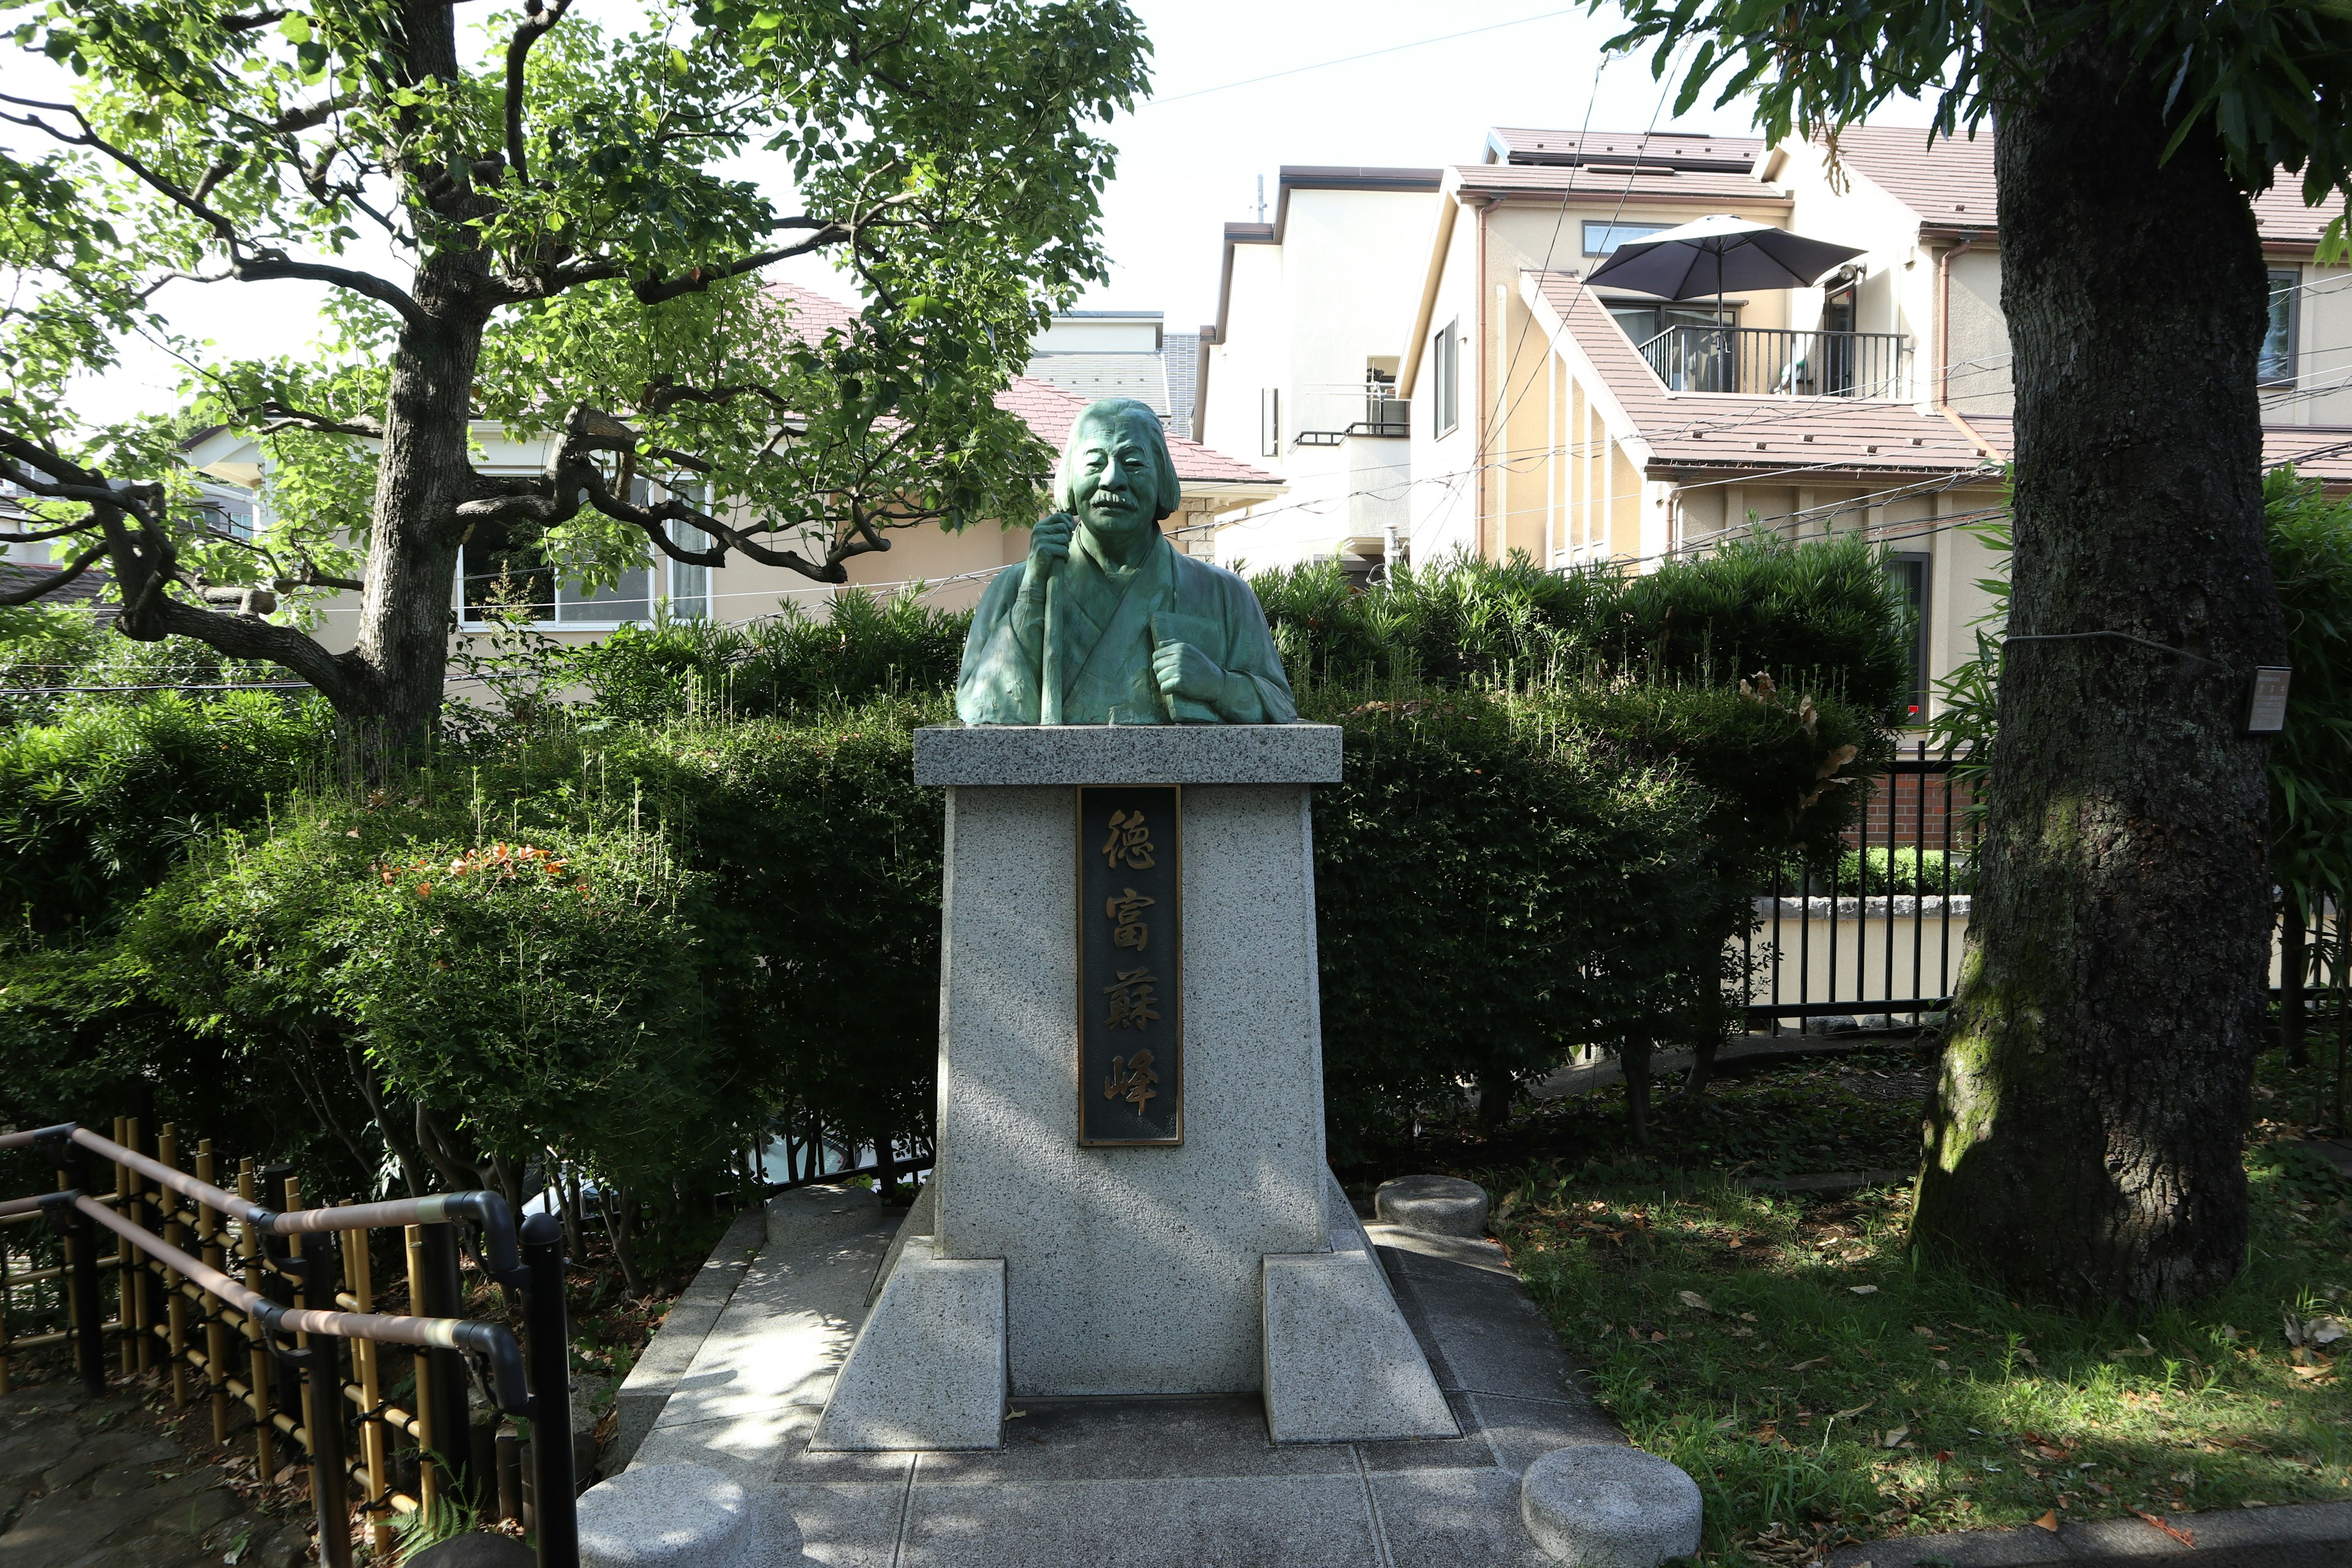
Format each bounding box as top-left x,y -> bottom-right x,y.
1825,1498 -> 2352,1566
608,1207 -> 765,1471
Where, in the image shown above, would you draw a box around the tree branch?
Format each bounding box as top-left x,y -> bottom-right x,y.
230,252 -> 429,328
503,0 -> 574,184
0,94 -> 430,326
251,399 -> 386,440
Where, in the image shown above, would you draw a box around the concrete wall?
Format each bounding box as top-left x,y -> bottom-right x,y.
1940,246 -> 2011,416
1406,199 -> 1484,564
1201,186 -> 1442,573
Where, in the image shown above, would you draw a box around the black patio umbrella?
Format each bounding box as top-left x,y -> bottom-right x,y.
1583,214 -> 1866,328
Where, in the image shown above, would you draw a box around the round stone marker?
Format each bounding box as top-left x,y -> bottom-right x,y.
1520,1444 -> 1702,1567
1373,1174 -> 1490,1237
578,1462 -> 756,1568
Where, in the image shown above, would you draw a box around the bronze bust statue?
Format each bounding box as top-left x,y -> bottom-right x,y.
955,398 -> 1297,726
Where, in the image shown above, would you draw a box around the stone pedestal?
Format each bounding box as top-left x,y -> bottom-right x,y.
812,724 -> 1452,1449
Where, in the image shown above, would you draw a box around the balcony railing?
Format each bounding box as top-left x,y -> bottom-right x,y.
1295,393 -> 1412,448
1638,325 -> 1912,399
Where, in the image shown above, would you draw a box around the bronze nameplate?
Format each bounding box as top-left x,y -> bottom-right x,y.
1077,785 -> 1183,1145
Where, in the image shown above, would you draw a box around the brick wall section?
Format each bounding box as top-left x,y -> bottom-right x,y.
1847,767 -> 1980,853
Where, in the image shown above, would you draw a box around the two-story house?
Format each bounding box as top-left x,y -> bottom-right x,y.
1204,124 -> 2352,723
170,285 -> 1280,655
1196,166 -> 1444,578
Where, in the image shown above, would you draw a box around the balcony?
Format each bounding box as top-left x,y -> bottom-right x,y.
1637,325 -> 1912,400
1295,391 -> 1412,447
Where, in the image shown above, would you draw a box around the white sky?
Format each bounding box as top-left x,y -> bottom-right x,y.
30,1 -> 1939,427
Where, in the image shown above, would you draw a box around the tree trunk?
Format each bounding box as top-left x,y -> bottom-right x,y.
1911,31 -> 2285,1309
349,288 -> 488,764
1621,1039 -> 1653,1146
1476,1069 -> 1515,1131
2282,893 -> 2310,1069
1679,1033 -> 1723,1102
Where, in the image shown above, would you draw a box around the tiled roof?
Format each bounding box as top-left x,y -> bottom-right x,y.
766,280 -> 862,338
1530,271 -> 2352,487
1528,271 -> 1997,476
2264,426 -> 2352,478
1023,352 -> 1172,415
1455,162 -> 1790,206
1828,126 -> 2335,244
994,376 -> 1279,488
761,282 -> 1274,486
1958,415 -> 2352,484
0,560 -> 116,618
1487,128 -> 1763,172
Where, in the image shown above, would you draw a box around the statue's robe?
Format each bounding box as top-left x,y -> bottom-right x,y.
956,529 -> 1297,725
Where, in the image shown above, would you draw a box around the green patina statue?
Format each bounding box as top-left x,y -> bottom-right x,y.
956,397 -> 1298,726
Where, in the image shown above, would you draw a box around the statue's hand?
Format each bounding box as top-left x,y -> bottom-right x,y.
1028,512 -> 1076,575
1152,641 -> 1227,706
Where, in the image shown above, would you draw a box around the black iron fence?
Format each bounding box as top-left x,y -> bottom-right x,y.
0,1118 -> 579,1567
1744,745 -> 1978,1031
1638,324 -> 1913,399
1741,750 -> 2350,1070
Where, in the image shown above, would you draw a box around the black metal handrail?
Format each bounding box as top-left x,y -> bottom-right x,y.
1639,324 -> 1912,399
0,1122 -> 579,1568
0,1123 -> 524,1282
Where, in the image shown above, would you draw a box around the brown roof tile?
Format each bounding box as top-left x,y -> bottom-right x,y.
995,376 -> 1279,487
1528,271 -> 1999,477
1958,414 -> 2352,483
760,283 -> 1276,488
1829,125 -> 2333,244
0,561 -> 116,617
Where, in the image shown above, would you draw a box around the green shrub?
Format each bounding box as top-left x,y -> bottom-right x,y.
568,592 -> 970,724
97,696 -> 948,1209
1309,684 -> 1729,1153
1253,532 -> 1913,722
1778,846 -> 1973,895
0,692 -> 334,938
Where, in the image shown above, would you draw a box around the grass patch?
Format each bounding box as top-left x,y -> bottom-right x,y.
1494,1143 -> 2351,1566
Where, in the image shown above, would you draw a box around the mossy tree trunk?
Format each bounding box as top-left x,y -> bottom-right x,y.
1911,29 -> 2286,1309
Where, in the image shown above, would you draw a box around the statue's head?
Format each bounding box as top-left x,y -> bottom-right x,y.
1054,398 -> 1181,546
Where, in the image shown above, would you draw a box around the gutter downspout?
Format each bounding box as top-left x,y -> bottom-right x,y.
1937,235 -> 1973,410
1936,236 -> 2002,460
1467,195 -> 1491,560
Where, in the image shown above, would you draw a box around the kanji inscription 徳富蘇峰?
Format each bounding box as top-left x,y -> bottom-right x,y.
1077,786 -> 1181,1144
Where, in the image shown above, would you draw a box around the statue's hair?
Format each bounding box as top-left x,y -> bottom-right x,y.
1052,398 -> 1182,524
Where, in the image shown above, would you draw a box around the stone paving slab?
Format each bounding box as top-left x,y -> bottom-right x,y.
0,1383 -> 307,1568
612,1205 -> 766,1468
627,1191 -> 1625,1566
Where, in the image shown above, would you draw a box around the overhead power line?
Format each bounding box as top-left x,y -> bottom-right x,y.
1144,8 -> 1580,107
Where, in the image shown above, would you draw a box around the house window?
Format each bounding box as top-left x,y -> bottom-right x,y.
1259,388 -> 1282,457
668,521 -> 713,619
1583,221 -> 1670,257
2262,270 -> 2299,387
1886,552 -> 1931,725
460,481 -> 716,626
1433,320 -> 1459,437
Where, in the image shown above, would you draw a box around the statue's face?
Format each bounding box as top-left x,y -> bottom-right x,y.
1065,412 -> 1163,547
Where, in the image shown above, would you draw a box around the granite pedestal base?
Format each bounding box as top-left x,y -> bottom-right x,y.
811,724 -> 1450,1448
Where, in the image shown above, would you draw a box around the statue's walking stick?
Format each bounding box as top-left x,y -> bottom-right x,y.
1039,550 -> 1063,725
